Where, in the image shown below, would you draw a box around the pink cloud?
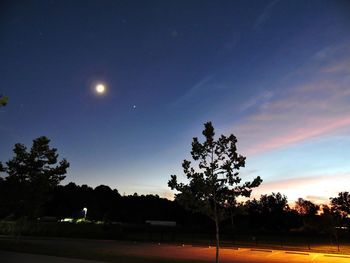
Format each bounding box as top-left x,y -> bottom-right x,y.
245,116 -> 350,156
251,173 -> 350,204
322,59 -> 350,74
232,44 -> 350,156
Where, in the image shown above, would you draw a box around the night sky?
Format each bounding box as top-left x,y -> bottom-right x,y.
1,0 -> 350,202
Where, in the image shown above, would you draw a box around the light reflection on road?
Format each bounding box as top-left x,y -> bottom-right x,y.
1,236 -> 350,263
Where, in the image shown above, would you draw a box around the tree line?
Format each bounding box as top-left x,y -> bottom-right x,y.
0,132 -> 349,229
0,176 -> 349,235
0,124 -> 349,263
0,134 -> 349,233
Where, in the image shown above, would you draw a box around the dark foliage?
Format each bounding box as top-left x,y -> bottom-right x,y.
168,122 -> 262,263
0,135 -> 348,242
0,136 -> 69,219
245,192 -> 300,232
331,192 -> 350,219
43,183 -> 195,224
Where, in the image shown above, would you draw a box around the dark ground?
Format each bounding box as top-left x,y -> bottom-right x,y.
1,236 -> 350,263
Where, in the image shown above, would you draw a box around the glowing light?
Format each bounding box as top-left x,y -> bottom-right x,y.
83,207 -> 87,220
60,218 -> 73,223
95,84 -> 105,94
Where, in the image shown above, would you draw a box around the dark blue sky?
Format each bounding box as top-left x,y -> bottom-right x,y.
1,0 -> 350,200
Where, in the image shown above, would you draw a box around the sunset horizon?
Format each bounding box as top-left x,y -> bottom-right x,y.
1,0 -> 349,206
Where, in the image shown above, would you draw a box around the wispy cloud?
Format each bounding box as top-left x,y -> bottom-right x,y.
253,0 -> 280,30
172,74 -> 215,106
240,89 -> 274,112
305,195 -> 330,205
251,172 -> 350,204
233,43 -> 350,156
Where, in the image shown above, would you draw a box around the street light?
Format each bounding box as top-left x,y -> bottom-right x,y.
83,207 -> 87,220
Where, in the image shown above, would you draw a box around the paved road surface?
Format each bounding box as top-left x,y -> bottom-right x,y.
2,236 -> 350,262
118,244 -> 350,262
0,250 -> 106,263
2,245 -> 350,263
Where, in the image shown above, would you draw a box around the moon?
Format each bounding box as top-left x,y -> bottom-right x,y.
95,84 -> 106,94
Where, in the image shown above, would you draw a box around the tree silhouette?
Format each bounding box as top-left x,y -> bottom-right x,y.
294,198 -> 320,232
168,122 -> 262,263
2,136 -> 69,218
259,192 -> 289,213
295,198 -> 319,216
331,192 -> 350,223
246,192 -> 291,232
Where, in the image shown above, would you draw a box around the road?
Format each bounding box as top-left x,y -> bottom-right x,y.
1,236 -> 350,262
117,244 -> 350,262
2,243 -> 350,263
0,250 -> 106,263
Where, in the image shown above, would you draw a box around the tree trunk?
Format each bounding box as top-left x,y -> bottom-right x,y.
213,200 -> 220,263
215,217 -> 220,263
